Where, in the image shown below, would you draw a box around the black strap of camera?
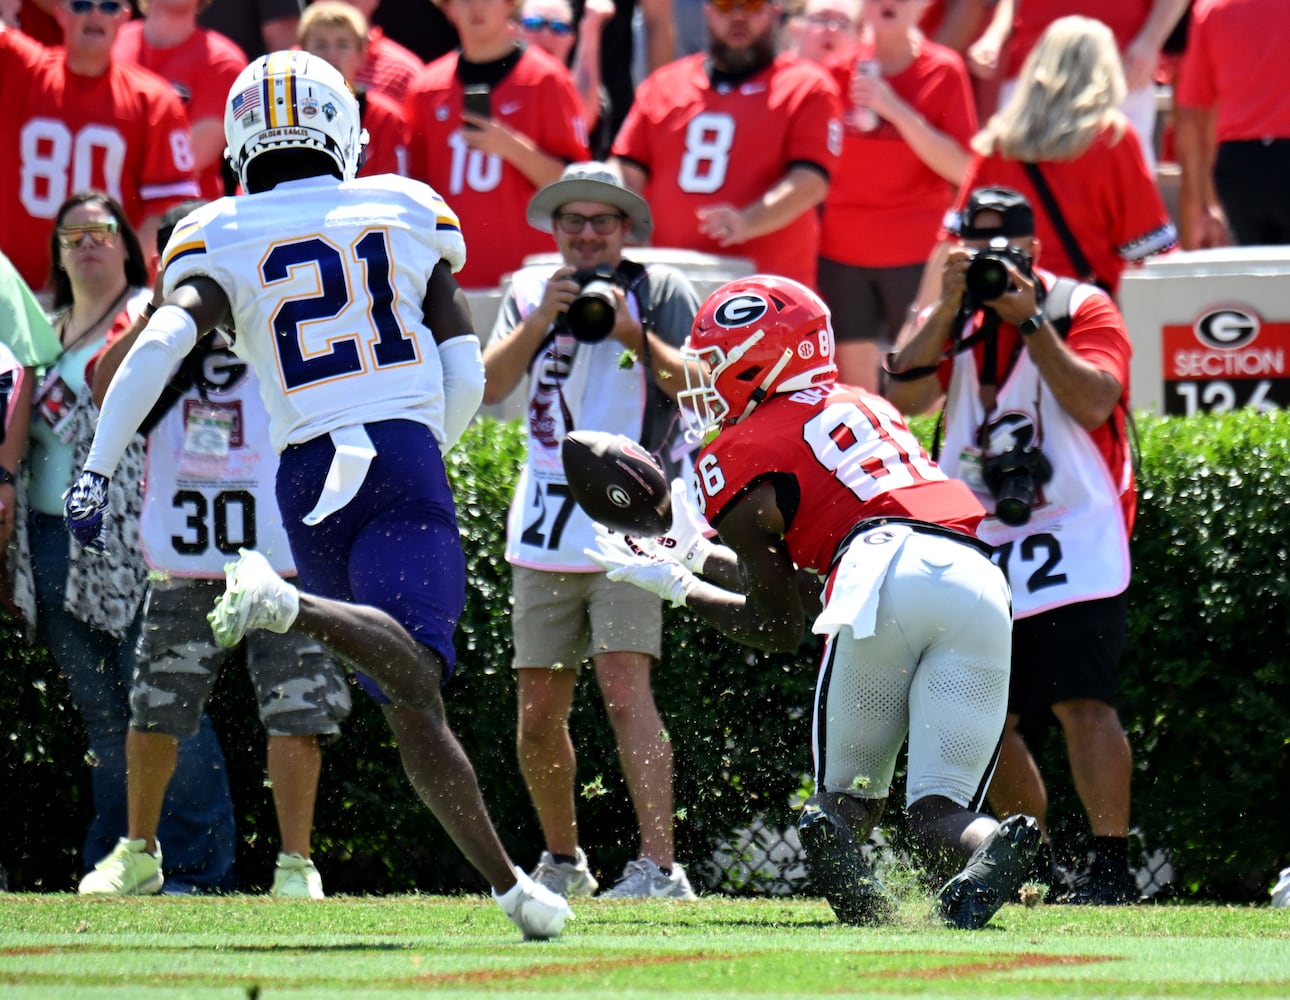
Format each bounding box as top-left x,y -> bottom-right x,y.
929,278 -> 1077,460
1022,162 -> 1110,292
618,261 -> 675,456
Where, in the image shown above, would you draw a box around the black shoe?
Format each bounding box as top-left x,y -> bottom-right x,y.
1055,867 -> 1140,905
936,814 -> 1042,930
798,805 -> 895,926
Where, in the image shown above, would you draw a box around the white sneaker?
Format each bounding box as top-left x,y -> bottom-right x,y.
208,548 -> 299,649
531,848 -> 599,898
493,866 -> 572,940
599,857 -> 697,900
1272,866 -> 1290,908
78,838 -> 164,896
272,853 -> 324,899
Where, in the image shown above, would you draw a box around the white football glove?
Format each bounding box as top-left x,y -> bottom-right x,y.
587,524 -> 698,608
619,477 -> 727,574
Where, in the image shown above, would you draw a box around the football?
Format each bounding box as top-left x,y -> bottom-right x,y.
561,429 -> 672,536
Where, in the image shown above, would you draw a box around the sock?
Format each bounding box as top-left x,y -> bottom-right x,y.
551,853 -> 578,866
1092,836 -> 1129,873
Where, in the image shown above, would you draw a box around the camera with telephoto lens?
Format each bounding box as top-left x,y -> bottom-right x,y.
562,267 -> 627,343
981,445 -> 1053,526
964,241 -> 1033,303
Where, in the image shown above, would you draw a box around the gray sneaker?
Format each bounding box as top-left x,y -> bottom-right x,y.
600,857 -> 697,899
531,848 -> 599,898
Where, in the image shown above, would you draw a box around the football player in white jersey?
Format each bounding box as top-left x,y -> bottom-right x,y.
65,50 -> 570,940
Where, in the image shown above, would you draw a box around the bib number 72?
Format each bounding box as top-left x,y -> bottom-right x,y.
990,533 -> 1067,593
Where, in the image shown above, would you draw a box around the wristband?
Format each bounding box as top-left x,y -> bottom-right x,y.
1017,312 -> 1046,337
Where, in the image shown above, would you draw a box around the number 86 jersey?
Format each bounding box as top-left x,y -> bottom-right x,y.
160,174 -> 467,455
694,384 -> 986,576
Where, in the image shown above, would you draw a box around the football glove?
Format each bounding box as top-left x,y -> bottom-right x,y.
64,470 -> 110,555
587,524 -> 698,608
662,477 -> 725,573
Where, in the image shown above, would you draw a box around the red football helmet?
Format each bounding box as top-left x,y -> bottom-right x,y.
680,275 -> 837,438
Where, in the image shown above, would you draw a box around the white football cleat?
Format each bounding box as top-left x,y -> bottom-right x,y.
208,548 -> 299,648
493,866 -> 572,940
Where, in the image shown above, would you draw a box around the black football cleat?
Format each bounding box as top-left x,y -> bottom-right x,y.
798,805 -> 895,926
936,814 -> 1042,930
1056,867 -> 1141,905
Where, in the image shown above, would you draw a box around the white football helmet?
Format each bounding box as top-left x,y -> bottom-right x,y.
224,50 -> 368,191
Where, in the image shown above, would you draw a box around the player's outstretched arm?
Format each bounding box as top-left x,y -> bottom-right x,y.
67,278 -> 230,550
82,278 -> 229,479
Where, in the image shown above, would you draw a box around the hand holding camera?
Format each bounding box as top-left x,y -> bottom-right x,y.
550,266 -> 635,344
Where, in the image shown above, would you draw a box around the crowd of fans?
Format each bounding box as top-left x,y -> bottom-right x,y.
1,0 -> 1288,907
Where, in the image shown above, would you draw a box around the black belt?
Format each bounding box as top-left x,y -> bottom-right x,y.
830,516 -> 994,573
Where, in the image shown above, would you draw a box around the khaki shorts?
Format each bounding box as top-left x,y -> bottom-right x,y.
510,566 -> 662,672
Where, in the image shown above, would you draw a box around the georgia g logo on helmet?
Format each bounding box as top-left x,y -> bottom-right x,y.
713,294 -> 769,329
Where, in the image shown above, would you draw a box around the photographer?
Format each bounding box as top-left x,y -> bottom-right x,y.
884,186 -> 1139,906
482,162 -> 701,901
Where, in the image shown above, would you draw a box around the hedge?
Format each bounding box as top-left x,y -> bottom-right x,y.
1,409 -> 1286,900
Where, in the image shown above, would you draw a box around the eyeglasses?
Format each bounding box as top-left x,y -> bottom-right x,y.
519,15 -> 573,35
57,220 -> 119,250
706,0 -> 770,14
804,12 -> 854,29
554,212 -> 626,235
65,0 -> 126,14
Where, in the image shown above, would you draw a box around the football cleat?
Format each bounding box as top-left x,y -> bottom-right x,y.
798,804 -> 895,926
208,548 -> 300,649
936,814 -> 1042,930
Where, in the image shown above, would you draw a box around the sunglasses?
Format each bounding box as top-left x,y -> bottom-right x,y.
519,15 -> 573,34
65,0 -> 126,14
57,220 -> 120,250
706,0 -> 771,13
804,12 -> 854,29
554,212 -> 626,235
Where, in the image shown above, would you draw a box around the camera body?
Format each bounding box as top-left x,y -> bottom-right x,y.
963,241 -> 1033,303
981,445 -> 1052,526
562,266 -> 628,343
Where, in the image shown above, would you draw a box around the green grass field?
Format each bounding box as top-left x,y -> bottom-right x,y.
1,893 -> 1286,999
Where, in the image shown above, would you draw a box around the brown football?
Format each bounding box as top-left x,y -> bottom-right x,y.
561,430 -> 672,535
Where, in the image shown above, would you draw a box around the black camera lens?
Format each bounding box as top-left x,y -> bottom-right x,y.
981,446 -> 1052,526
964,253 -> 1011,301
565,280 -> 617,342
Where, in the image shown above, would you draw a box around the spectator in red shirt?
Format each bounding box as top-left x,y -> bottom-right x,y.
817,0 -> 977,391
0,6 -> 199,292
1174,0 -> 1290,249
113,0 -> 248,202
404,0 -> 589,289
785,0 -> 859,64
328,0 -> 424,103
518,0 -> 614,158
612,0 -> 843,289
299,1 -> 409,177
976,0 -> 1189,169
952,15 -> 1175,296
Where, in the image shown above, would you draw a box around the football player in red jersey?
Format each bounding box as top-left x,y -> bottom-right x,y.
611,0 -> 843,289
590,274 -> 1040,929
0,3 -> 199,291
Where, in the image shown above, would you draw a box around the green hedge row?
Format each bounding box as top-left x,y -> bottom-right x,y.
1,409 -> 1286,900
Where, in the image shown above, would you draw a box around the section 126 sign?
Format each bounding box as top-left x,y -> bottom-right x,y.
1162,305 -> 1290,415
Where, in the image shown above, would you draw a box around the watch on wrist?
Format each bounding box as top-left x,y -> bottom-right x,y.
0,466 -> 15,488
1018,311 -> 1047,337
